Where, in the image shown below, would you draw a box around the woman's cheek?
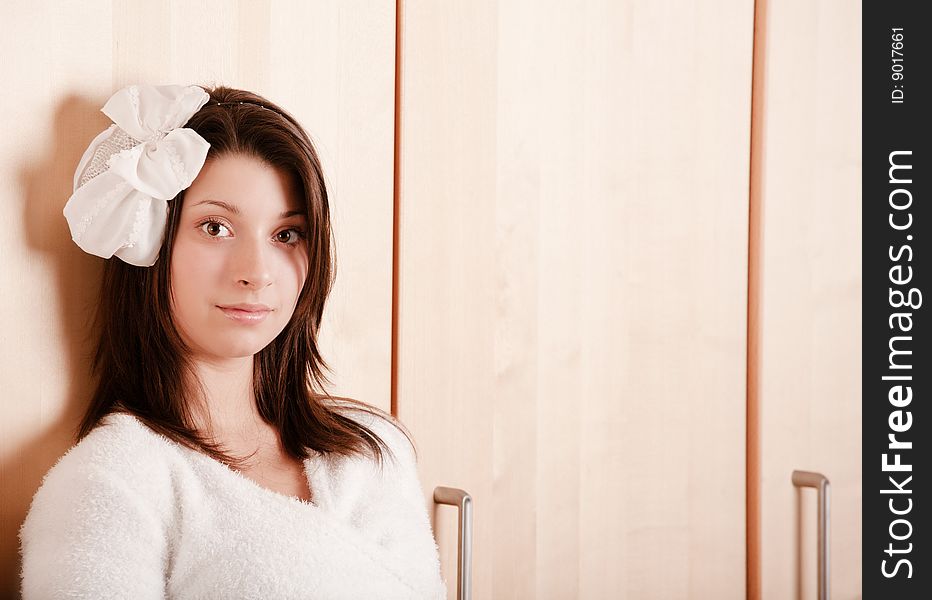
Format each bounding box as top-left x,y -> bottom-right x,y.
176,238 -> 225,282
291,251 -> 310,293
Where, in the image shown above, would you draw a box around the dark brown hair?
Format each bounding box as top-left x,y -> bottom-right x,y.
76,85 -> 408,470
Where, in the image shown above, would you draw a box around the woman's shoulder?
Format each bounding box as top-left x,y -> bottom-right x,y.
318,401 -> 444,594
23,413 -> 178,527
20,413 -> 176,598
37,413 -> 173,486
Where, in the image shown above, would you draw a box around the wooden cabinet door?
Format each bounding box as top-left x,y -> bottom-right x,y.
752,2 -> 862,599
395,1 -> 754,597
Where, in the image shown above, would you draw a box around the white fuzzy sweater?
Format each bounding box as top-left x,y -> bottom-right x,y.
19,408 -> 447,599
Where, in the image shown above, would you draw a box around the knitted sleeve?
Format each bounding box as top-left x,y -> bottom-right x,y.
364,413 -> 449,599
19,458 -> 168,599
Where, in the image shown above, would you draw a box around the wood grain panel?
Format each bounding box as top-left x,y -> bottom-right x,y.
0,3 -> 394,595
754,1 -> 862,599
396,1 -> 753,597
395,0 -> 499,596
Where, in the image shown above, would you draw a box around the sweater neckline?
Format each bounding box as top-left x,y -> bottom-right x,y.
194,449 -> 324,509
106,412 -> 327,510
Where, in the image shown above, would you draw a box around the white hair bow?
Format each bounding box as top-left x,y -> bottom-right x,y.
63,84 -> 211,267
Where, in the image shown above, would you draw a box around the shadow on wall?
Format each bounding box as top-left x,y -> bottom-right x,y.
0,92 -> 109,597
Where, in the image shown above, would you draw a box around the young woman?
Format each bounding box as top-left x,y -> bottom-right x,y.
19,84 -> 446,599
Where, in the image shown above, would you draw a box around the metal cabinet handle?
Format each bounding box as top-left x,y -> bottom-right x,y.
791,470 -> 831,600
433,486 -> 473,600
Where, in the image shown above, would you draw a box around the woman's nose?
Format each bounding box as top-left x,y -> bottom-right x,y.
233,234 -> 273,289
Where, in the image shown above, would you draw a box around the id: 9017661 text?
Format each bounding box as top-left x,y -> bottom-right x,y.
890,28 -> 904,104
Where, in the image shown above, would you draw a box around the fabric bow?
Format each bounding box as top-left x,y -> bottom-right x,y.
63,84 -> 211,266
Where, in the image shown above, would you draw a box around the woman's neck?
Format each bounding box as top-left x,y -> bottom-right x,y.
188,355 -> 270,447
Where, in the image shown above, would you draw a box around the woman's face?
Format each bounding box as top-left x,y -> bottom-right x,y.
170,153 -> 309,362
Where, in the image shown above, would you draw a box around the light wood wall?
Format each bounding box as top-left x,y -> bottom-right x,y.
396,1 -> 754,597
754,1 -> 862,598
0,3 -> 395,596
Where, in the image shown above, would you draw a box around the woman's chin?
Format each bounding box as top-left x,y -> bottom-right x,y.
208,337 -> 273,360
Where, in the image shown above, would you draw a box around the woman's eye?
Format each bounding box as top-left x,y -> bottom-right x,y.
277,228 -> 307,245
199,220 -> 231,238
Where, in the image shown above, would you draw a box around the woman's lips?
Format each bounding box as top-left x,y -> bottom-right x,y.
218,306 -> 272,324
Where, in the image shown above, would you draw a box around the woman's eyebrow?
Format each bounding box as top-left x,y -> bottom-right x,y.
193,199 -> 305,219
193,199 -> 239,214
